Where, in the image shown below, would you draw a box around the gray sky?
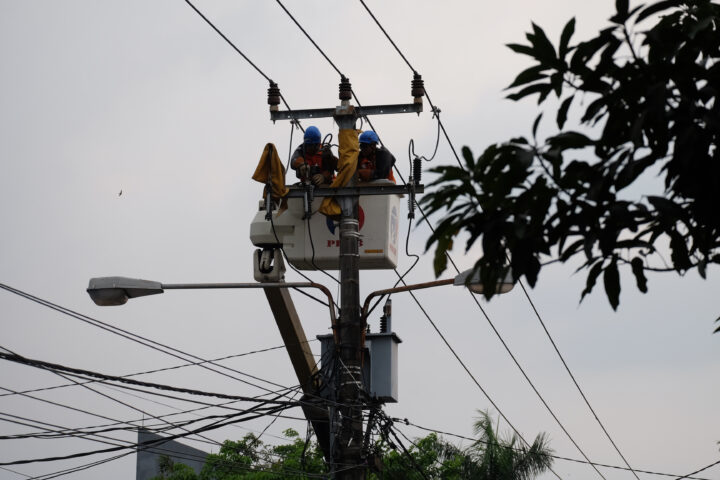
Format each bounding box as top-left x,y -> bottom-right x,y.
1,1 -> 718,479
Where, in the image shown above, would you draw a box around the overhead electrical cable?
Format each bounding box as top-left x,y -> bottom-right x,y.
0,283 -> 307,400
0,350 -> 344,412
385,426 -> 431,480
183,0 -> 301,132
0,402 -> 290,467
0,411 -> 210,442
1,345 -> 222,448
0,340 -> 311,401
274,0 -> 344,77
390,271 -> 561,480
0,385 -> 130,427
429,266 -> 608,478
356,4 -> 640,478
265,5 -> 572,479
516,279 -> 640,479
0,393 -> 289,443
30,452 -> 134,480
0,466 -> 30,479
182,0 -> 371,300
348,4 -> 619,476
356,0 -> 464,171
397,419 -> 714,480
0,413 -> 127,446
0,387 -> 293,447
675,460 -> 720,480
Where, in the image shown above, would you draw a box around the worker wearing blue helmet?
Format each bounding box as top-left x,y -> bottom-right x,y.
357,130 -> 396,183
290,126 -> 338,185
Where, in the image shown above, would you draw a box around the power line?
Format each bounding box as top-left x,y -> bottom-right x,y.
183,0 -> 301,126
398,419 -> 715,480
391,271 -> 561,480
0,340 -> 312,399
357,0 -> 415,73
356,0 -> 464,171
0,403 -> 290,467
0,283 -> 303,399
274,0 -> 345,78
36,358 -> 224,448
355,5 -> 640,478
675,459 -> 720,480
0,385 -> 132,428
1,345 -> 224,449
382,423 -> 430,480
0,351 -> 303,407
30,452 -> 134,480
516,279 -> 640,479
0,466 -> 30,479
0,384 -> 296,444
0,388 -> 290,445
265,5 -> 574,479
183,0 -> 270,82
453,277 -> 608,478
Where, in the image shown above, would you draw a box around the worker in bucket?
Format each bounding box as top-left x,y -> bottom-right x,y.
290,126 -> 338,186
357,130 -> 396,183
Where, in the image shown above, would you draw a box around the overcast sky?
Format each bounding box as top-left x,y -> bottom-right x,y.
1,1 -> 719,479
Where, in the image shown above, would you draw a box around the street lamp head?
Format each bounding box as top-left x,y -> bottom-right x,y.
453,268 -> 514,295
87,277 -> 164,306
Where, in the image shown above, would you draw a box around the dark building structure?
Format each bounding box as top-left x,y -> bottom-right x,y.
135,429 -> 208,480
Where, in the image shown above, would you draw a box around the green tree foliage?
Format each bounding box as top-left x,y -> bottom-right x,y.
150,429 -> 325,480
152,413 -> 553,479
377,413 -> 552,480
378,432 -> 479,479
422,1 -> 720,310
469,411 -> 553,480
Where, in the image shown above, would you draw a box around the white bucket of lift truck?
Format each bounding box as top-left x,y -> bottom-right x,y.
249,185 -> 401,270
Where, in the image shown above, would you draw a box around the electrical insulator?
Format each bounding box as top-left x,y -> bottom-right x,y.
381,299 -> 392,333
267,82 -> 281,111
411,73 -> 425,103
339,76 -> 352,102
413,156 -> 422,186
407,193 -> 415,220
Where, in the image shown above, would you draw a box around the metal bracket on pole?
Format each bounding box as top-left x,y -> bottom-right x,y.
284,184 -> 423,198
271,103 -> 422,122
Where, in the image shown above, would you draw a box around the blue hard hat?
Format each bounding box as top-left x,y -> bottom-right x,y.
304,126 -> 321,144
359,130 -> 379,144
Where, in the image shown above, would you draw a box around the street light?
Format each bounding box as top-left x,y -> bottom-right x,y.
87,276 -> 338,328
87,275 -> 340,462
452,267 -> 514,295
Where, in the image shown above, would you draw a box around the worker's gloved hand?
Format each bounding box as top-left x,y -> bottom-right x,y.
297,164 -> 309,179
311,173 -> 325,186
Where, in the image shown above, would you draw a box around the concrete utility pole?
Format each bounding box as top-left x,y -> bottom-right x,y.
335,108 -> 365,479
267,75 -> 424,479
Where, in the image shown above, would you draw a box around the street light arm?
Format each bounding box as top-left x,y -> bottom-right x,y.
361,278 -> 454,323
161,282 -> 338,329
87,278 -> 337,329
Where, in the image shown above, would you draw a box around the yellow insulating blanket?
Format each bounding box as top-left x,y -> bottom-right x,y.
319,128 -> 360,216
252,143 -> 288,200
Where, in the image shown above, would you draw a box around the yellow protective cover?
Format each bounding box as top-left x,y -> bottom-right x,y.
319,128 -> 360,216
252,143 -> 289,200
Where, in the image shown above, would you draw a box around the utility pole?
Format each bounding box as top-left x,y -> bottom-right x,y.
266,75 -> 424,479
335,87 -> 365,478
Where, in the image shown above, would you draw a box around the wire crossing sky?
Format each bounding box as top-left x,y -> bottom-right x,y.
0,1 -> 718,479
